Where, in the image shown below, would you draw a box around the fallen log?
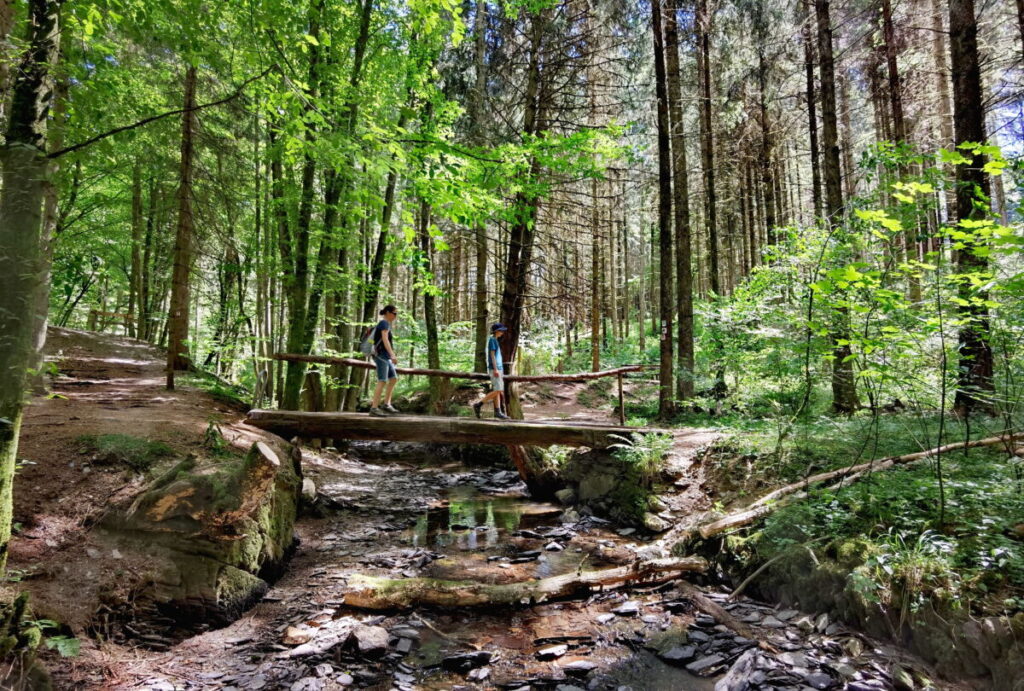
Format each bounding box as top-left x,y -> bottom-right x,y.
341,556 -> 707,610
271,353 -> 644,383
246,410 -> 661,448
652,432 -> 1019,551
673,581 -> 777,653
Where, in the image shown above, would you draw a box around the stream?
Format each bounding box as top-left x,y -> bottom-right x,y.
110,444 -> 951,690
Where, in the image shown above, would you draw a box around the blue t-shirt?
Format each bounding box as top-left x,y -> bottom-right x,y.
487,335 -> 503,373
373,319 -> 391,357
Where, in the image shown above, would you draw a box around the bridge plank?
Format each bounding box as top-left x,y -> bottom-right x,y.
245,410 -> 662,448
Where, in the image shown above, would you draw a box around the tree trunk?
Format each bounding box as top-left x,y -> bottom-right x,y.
0,0 -> 62,574
498,8 -> 547,420
418,200 -> 444,413
881,0 -> 906,143
126,162 -> 142,338
664,0 -> 693,400
0,0 -> 15,132
949,0 -> 993,416
757,53 -> 776,245
930,0 -> 956,221
815,0 -> 859,414
165,64 -> 197,387
802,0 -> 823,220
470,5 -> 489,373
652,0 -> 675,420
696,0 -> 719,295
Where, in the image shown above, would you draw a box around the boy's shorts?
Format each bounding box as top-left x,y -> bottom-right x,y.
489,373 -> 504,393
374,354 -> 397,382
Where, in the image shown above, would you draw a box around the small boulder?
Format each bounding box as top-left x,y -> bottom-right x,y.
283,626 -> 313,646
347,625 -> 389,658
642,513 -> 669,532
555,488 -> 577,505
658,645 -> 697,666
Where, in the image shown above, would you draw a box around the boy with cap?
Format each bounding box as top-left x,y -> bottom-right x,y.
472,324 -> 510,420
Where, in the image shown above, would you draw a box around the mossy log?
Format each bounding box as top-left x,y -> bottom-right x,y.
341,556 -> 706,610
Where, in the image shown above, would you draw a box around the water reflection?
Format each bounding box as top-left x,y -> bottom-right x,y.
409,487 -> 525,551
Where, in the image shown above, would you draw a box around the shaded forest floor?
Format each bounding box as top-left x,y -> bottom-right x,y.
7,329 -> 961,690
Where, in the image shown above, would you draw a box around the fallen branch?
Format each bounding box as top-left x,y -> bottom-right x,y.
652,432 -> 1019,551
674,581 -> 777,653
341,556 -> 707,610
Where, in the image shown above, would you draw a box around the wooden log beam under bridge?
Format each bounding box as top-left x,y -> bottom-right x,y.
245,410 -> 666,449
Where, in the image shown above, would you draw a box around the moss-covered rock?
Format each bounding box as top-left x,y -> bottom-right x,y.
99,440 -> 300,628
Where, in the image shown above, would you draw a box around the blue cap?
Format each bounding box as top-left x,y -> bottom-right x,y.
491,323 -> 508,333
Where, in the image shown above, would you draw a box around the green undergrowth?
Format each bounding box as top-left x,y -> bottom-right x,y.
748,451 -> 1024,617
180,372 -> 250,410
699,411 -> 1024,619
77,434 -> 174,472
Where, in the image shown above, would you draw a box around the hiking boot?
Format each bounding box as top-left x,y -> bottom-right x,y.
369,407 -> 387,417
472,401 -> 483,419
495,410 -> 510,420
382,403 -> 400,415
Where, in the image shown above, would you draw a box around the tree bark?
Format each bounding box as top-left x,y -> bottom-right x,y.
652,0 -> 675,420
498,8 -> 547,419
0,0 -> 62,573
696,0 -> 719,295
802,0 -> 823,220
664,0 -> 693,400
949,0 -> 994,416
815,0 -> 859,414
881,0 -> 906,143
165,64 -> 197,386
128,162 -> 143,338
417,200 -> 444,413
341,557 -> 707,610
472,1 -> 489,373
0,0 -> 14,132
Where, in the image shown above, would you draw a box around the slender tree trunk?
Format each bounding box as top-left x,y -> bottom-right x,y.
757,53 -> 776,245
803,0 -> 823,219
0,0 -> 62,574
664,0 -> 693,399
931,0 -> 956,221
166,64 -> 197,386
591,180 -> 601,372
949,0 -> 993,416
472,1 -> 489,372
696,0 -> 719,295
128,162 -> 142,338
816,0 -> 859,414
881,0 -> 906,143
652,0 -> 675,419
417,200 -> 443,412
0,0 -> 15,132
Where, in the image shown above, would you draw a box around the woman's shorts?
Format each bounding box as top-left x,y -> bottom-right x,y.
374,355 -> 397,382
490,374 -> 504,392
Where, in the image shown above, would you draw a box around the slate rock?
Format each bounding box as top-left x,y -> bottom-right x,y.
545,541 -> 565,552
805,671 -> 837,689
760,615 -> 785,629
468,667 -> 491,681
687,630 -> 710,643
562,660 -> 598,677
537,644 -> 568,660
612,601 -> 640,616
658,645 -> 697,666
441,651 -> 493,673
596,613 -> 616,624
686,654 -> 727,676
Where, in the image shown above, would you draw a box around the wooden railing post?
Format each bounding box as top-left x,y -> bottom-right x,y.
617,372 -> 625,425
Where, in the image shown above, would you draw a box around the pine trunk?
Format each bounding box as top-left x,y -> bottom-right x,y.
652,0 -> 675,419
815,0 -> 859,414
949,0 -> 993,416
166,64 -> 197,385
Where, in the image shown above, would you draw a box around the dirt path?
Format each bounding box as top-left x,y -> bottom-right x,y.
10,329 -> 957,690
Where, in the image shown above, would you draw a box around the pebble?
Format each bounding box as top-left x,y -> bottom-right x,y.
596,613 -> 616,624
545,541 -> 564,551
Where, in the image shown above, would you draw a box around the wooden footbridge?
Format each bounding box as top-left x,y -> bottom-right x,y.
246,410 -> 653,449
248,354 -> 663,451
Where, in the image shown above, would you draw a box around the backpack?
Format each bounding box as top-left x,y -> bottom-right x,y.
358,326 -> 375,357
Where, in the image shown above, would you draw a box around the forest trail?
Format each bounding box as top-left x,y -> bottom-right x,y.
12,329 -> 954,690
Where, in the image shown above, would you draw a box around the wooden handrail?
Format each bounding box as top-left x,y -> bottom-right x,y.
271,353 -> 646,383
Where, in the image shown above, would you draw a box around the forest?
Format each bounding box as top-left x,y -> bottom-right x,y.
0,0 -> 1023,688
